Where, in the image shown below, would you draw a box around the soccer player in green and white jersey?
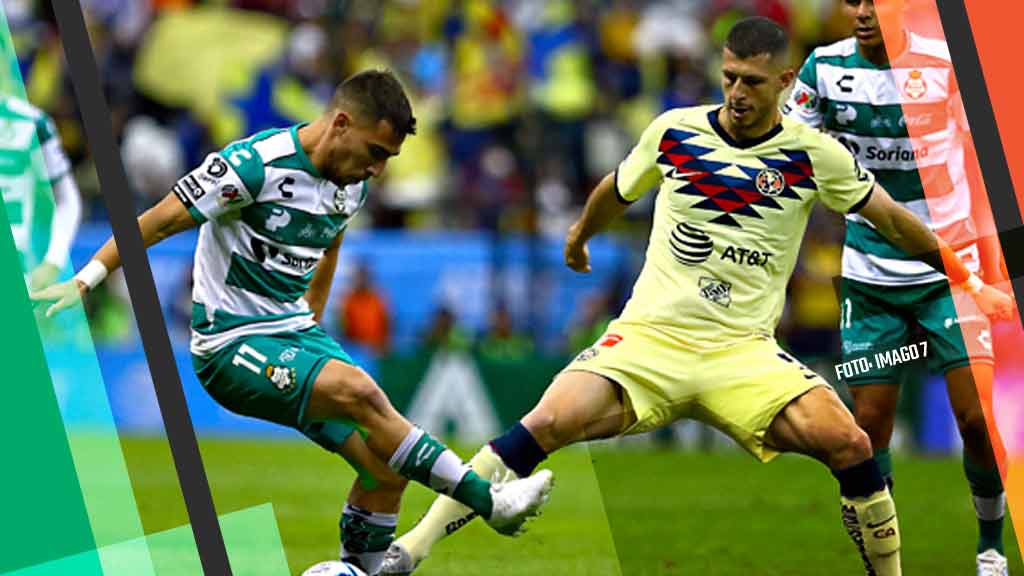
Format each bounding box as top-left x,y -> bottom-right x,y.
0,94 -> 82,288
786,2 -> 1010,574
33,70 -> 553,576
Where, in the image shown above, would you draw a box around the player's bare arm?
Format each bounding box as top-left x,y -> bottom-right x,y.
857,182 -> 1014,320
305,231 -> 344,322
30,190 -> 198,316
565,171 -> 630,273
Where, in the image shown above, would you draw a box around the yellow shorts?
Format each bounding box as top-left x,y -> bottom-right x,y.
562,321 -> 828,462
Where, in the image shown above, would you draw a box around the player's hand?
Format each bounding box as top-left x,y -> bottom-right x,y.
30,279 -> 87,318
971,284 -> 1015,321
565,225 -> 591,273
29,261 -> 61,291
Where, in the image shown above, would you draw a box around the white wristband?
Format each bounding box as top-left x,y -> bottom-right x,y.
964,272 -> 984,296
74,260 -> 108,291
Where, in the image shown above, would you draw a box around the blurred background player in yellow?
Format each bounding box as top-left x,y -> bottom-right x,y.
786,1 -> 1011,573
380,16 -> 1014,575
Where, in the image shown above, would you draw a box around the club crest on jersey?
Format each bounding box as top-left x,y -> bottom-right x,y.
755,168 -> 785,197
903,70 -> 927,100
266,364 -> 296,392
698,276 -> 732,308
669,221 -> 713,266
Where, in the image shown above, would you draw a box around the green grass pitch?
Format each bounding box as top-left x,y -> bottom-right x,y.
121,436 -> 1022,575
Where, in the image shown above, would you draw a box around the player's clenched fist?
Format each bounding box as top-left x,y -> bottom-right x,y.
971,283 -> 1015,321
30,279 -> 86,318
564,225 -> 591,273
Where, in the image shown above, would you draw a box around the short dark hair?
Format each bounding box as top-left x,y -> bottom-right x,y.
725,17 -> 789,61
331,69 -> 417,136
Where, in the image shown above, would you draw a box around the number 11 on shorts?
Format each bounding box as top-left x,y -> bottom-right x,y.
232,344 -> 267,374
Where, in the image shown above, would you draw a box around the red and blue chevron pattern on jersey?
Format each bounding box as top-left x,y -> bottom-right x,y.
656,128 -> 817,228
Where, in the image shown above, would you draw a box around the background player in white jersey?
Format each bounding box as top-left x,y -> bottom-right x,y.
786,2 -> 1010,573
33,70 -> 552,576
380,17 -> 1014,576
0,93 -> 82,289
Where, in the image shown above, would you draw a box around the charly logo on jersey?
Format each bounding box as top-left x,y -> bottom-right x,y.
903,70 -> 927,100
698,276 -> 732,308
669,221 -> 714,265
656,128 -> 815,228
265,207 -> 291,232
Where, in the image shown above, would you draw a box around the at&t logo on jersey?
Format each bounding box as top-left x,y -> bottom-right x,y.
669,221 -> 713,265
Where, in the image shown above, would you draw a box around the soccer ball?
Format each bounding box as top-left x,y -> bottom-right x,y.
301,560 -> 367,576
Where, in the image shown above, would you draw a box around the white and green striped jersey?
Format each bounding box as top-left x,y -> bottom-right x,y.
174,125 -> 367,357
0,95 -> 71,266
785,34 -> 977,286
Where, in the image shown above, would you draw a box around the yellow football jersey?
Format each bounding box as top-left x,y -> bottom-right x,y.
614,104 -> 874,349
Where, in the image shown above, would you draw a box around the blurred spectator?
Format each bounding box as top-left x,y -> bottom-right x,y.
338,262 -> 391,355
421,304 -> 472,352
478,303 -> 533,360
567,290 -> 613,353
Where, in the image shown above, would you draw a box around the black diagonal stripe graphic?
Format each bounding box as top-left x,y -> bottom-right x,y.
937,0 -> 1024,326
50,2 -> 233,574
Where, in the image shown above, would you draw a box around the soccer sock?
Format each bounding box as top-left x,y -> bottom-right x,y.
874,447 -> 894,493
834,458 -> 902,576
340,504 -> 397,575
964,453 -> 1006,554
489,422 -> 548,478
388,427 -> 493,518
396,445 -> 513,562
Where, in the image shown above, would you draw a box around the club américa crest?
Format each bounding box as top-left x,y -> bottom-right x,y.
754,168 -> 785,197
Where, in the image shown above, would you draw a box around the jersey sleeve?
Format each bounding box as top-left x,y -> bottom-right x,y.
36,114 -> 71,183
615,112 -> 670,203
813,131 -> 876,213
783,52 -> 823,128
173,139 -> 265,223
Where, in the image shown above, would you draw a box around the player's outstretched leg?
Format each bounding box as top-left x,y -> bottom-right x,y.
336,433 -> 409,575
946,365 -> 1009,575
382,370 -> 634,575
850,383 -> 900,493
769,386 -> 901,576
307,359 -> 554,539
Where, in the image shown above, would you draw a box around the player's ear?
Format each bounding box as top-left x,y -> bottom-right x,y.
331,109 -> 353,134
779,67 -> 796,89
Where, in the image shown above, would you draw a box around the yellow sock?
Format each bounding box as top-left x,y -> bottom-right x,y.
396,445 -> 514,562
840,489 -> 901,575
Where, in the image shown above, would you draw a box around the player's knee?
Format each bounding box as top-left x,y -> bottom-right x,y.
831,426 -> 873,470
953,405 -> 990,446
852,401 -> 888,439
522,407 -> 569,451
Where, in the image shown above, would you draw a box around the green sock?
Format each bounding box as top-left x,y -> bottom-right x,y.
874,447 -> 894,493
964,453 -> 1005,554
390,428 -> 494,517
453,470 -> 494,519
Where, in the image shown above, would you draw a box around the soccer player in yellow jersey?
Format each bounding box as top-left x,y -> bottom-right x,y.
381,17 -> 1015,575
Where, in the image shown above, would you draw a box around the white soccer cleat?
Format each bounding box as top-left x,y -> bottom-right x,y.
977,549 -> 1009,576
379,542 -> 419,576
485,469 -> 554,536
